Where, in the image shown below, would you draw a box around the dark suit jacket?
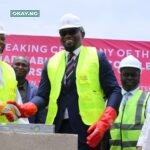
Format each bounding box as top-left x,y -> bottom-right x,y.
31,49 -> 122,142
26,82 -> 47,123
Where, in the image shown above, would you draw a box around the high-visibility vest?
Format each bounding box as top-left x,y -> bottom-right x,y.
110,90 -> 150,150
0,61 -> 17,123
46,46 -> 105,125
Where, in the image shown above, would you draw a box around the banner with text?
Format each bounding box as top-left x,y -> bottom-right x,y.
3,35 -> 150,91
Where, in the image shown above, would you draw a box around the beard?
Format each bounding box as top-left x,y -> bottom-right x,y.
63,40 -> 76,52
64,40 -> 81,52
64,45 -> 76,52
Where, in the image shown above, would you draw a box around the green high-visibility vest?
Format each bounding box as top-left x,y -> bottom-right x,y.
0,61 -> 17,123
46,46 -> 105,125
110,90 -> 150,150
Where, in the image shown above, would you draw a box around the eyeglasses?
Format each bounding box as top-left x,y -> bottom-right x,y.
59,28 -> 79,37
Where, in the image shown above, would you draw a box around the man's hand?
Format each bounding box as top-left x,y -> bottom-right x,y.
6,101 -> 38,121
0,102 -> 21,122
4,104 -> 21,122
86,107 -> 117,148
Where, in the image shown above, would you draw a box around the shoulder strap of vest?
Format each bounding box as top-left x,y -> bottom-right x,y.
144,91 -> 150,118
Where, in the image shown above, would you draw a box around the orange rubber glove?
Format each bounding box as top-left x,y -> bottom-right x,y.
86,106 -> 117,148
6,101 -> 37,121
5,112 -> 17,122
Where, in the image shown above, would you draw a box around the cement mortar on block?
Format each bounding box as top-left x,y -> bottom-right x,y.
0,132 -> 78,150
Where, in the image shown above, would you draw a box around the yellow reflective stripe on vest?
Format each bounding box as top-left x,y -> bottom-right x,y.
46,46 -> 105,125
0,61 -> 17,123
110,140 -> 137,150
112,123 -> 143,130
110,90 -> 149,150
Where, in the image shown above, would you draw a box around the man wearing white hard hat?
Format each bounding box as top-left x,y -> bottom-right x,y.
0,24 -> 29,123
110,55 -> 150,150
6,13 -> 122,150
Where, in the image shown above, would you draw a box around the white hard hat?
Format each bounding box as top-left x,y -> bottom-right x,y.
119,55 -> 142,71
59,13 -> 82,30
0,24 -> 5,34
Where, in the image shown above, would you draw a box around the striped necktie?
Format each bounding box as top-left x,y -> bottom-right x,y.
65,52 -> 76,86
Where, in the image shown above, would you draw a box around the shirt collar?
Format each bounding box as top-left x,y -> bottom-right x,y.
122,87 -> 139,96
65,47 -> 81,58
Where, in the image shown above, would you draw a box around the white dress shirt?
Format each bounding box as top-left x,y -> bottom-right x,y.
63,47 -> 80,119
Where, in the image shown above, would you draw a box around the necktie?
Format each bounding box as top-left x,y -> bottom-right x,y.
65,52 -> 76,86
122,92 -> 132,110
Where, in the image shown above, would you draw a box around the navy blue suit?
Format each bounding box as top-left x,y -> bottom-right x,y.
31,50 -> 122,150
26,82 -> 47,124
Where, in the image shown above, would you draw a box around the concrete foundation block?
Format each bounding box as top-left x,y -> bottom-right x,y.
0,124 -> 78,150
